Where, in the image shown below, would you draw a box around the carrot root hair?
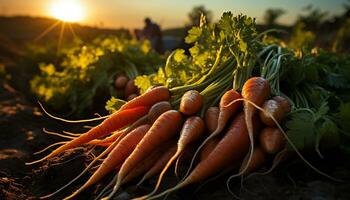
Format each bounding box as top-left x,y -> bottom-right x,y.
95,174 -> 118,200
174,152 -> 184,178
62,131 -> 83,137
104,178 -> 122,200
33,141 -> 67,155
38,126 -> 131,199
143,151 -> 181,199
38,101 -> 110,123
147,180 -> 187,200
42,128 -> 77,140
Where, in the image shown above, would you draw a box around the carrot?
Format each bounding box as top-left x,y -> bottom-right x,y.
179,90 -> 203,115
259,96 -> 290,127
239,146 -> 267,175
273,96 -> 291,109
26,106 -> 149,165
38,86 -> 168,125
120,86 -> 170,111
63,124 -> 151,199
115,74 -> 129,89
92,101 -> 171,147
39,114 -> 153,199
174,145 -> 197,178
123,141 -> 176,186
215,89 -> 242,134
106,110 -> 183,199
147,101 -> 172,124
107,101 -> 172,144
184,89 -> 241,179
204,107 -> 219,133
137,142 -> 178,186
237,96 -> 341,182
87,130 -> 125,146
115,100 -> 171,141
259,127 -> 285,154
121,146 -> 164,186
97,141 -> 176,200
199,137 -> 220,161
141,116 -> 205,198
240,77 -> 270,175
149,112 -> 250,199
248,147 -> 293,178
125,79 -> 138,97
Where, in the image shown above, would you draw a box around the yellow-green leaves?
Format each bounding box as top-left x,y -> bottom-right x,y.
39,63 -> 56,76
185,27 -> 202,44
105,97 -> 126,114
134,75 -> 152,94
30,35 -> 163,115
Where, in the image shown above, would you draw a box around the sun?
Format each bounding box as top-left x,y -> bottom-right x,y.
49,0 -> 85,22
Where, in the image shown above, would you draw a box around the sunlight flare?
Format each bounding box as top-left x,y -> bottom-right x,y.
49,0 -> 85,22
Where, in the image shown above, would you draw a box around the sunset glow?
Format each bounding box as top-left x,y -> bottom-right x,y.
49,0 -> 85,22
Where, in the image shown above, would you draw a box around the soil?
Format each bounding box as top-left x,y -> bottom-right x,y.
1,83 -> 350,200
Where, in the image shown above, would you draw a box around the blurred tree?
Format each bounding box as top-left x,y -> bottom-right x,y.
288,22 -> 316,50
187,5 -> 213,26
332,1 -> 350,52
296,5 -> 328,30
264,8 -> 286,26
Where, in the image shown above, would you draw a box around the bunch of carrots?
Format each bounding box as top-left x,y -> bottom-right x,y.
27,12 -> 343,199
27,76 -> 298,199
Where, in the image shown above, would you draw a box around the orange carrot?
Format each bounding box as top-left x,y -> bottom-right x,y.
184,89 -> 241,180
174,145 -> 197,178
273,96 -> 291,109
142,116 -> 205,198
254,147 -> 294,177
199,137 -> 220,161
137,142 -> 178,186
121,145 -> 164,186
106,101 -> 172,145
115,101 -> 172,141
259,96 -> 291,127
63,125 -> 151,199
124,141 -> 176,186
259,127 -> 285,154
93,101 -> 171,147
42,100 -> 172,199
179,90 -> 203,115
204,107 -> 219,133
107,110 -> 183,198
216,89 -> 242,134
27,106 -> 149,165
87,130 -> 125,146
147,101 -> 172,124
120,86 -> 170,111
240,77 -> 270,175
239,146 -> 267,175
149,112 -> 250,199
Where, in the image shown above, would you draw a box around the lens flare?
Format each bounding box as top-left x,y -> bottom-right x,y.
49,0 -> 85,22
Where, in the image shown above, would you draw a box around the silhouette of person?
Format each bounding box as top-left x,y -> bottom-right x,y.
142,17 -> 163,54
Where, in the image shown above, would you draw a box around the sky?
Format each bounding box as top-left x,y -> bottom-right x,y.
0,0 -> 348,29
